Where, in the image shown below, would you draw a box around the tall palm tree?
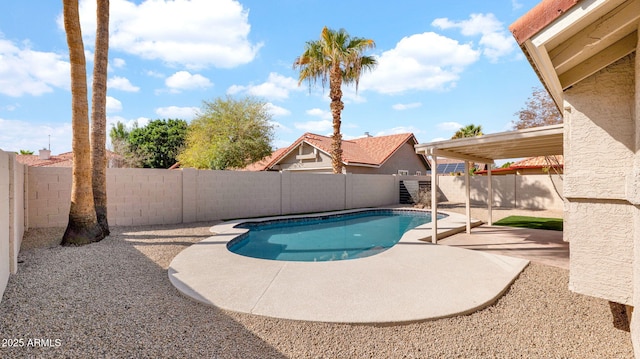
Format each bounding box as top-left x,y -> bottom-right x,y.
451,124 -> 483,139
294,27 -> 376,174
61,0 -> 104,245
91,0 -> 110,236
451,124 -> 484,175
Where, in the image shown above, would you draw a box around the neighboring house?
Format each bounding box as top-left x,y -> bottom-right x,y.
244,132 -> 430,175
476,155 -> 564,176
511,0 -> 639,354
16,149 -> 124,168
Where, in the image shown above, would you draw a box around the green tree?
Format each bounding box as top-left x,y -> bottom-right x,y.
451,124 -> 483,139
128,119 -> 188,168
18,150 -> 34,155
178,96 -> 274,170
109,121 -> 142,167
294,27 -> 377,174
513,86 -> 562,129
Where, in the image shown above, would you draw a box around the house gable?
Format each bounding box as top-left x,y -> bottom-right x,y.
247,132 -> 429,174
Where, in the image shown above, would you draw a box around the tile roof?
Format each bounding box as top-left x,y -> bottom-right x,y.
246,132 -> 420,171
239,148 -> 289,171
475,155 -> 563,174
511,155 -> 563,168
509,0 -> 580,45
16,152 -> 74,167
15,151 -> 123,167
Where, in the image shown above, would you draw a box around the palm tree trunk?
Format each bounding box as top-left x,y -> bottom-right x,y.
61,0 -> 104,246
91,0 -> 110,236
329,64 -> 344,174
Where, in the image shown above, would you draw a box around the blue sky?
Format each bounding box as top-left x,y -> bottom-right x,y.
0,0 -> 543,154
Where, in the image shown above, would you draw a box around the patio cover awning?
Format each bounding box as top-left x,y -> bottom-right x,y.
414,124 -> 564,243
414,124 -> 564,164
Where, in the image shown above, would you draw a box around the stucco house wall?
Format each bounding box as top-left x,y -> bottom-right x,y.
563,54 -> 636,306
277,143 -> 333,172
347,142 -> 429,175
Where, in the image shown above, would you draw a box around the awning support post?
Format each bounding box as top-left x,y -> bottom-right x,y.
487,165 -> 493,226
431,155 -> 438,244
465,161 -> 471,234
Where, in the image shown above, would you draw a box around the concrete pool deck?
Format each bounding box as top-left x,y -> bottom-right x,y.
168,209 -> 530,324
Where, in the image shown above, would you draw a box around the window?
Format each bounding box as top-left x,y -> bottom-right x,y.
397,170 -> 409,175
415,171 -> 422,176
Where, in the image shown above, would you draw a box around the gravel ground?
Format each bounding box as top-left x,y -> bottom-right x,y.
0,222 -> 633,358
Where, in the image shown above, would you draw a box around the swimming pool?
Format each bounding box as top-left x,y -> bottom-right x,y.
227,209 -> 446,262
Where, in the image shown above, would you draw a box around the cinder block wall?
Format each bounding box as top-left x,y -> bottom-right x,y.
349,174 -> 397,208
107,168 -> 183,226
194,170 -> 282,221
27,169 -> 406,228
287,172 -> 346,214
436,174 -> 563,211
27,167 -> 71,227
0,151 -> 10,299
8,153 -> 25,274
0,150 -> 26,301
27,168 -> 565,229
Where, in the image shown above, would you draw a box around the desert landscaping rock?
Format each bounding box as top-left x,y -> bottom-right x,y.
0,222 -> 632,358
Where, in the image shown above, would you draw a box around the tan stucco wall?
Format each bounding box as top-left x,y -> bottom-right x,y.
278,143 -> 333,171
563,54 -> 636,306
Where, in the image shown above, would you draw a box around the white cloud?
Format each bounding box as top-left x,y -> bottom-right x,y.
270,121 -> 292,133
392,102 -> 422,111
106,96 -> 122,113
375,126 -> 425,137
146,70 -> 164,78
112,58 -> 126,68
360,32 -> 479,94
437,121 -> 463,131
432,13 -> 515,62
165,71 -> 213,93
294,120 -> 332,132
76,0 -> 263,69
306,108 -> 332,120
107,76 -> 140,92
155,106 -> 199,120
0,38 -> 70,97
227,72 -> 300,101
0,118 -> 72,153
265,103 -> 291,117
107,115 -> 150,131
512,0 -> 523,10
273,138 -> 293,149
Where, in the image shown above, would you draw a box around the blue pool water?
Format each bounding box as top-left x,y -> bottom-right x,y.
227,210 -> 445,262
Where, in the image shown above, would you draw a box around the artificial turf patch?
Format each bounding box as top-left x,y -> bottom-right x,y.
493,215 -> 563,231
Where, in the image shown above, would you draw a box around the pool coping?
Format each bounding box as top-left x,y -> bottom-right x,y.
168,208 -> 530,324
